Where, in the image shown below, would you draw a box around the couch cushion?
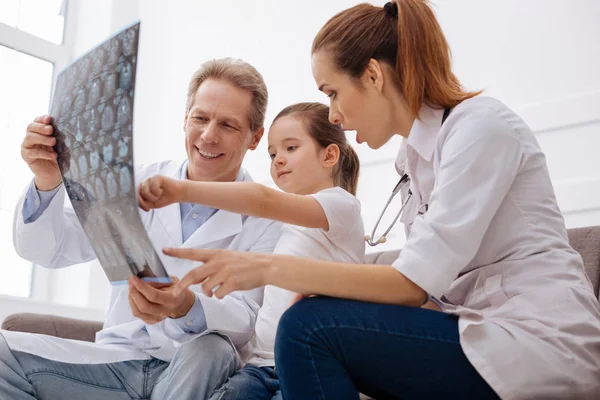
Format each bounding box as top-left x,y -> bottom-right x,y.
1,313 -> 102,342
567,226 -> 600,298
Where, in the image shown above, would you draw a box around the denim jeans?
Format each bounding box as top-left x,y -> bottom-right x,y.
274,297 -> 500,400
210,364 -> 282,400
0,332 -> 237,400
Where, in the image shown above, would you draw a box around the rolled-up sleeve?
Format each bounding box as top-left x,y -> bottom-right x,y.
22,180 -> 61,223
393,109 -> 523,298
160,294 -> 207,341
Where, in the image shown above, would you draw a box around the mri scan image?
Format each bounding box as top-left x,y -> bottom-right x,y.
49,22 -> 168,284
104,73 -> 117,99
119,62 -> 134,91
89,79 -> 102,106
106,172 -> 118,198
101,104 -> 115,131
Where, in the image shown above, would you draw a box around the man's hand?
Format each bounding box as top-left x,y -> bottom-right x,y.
128,276 -> 196,324
21,115 -> 62,191
137,175 -> 183,211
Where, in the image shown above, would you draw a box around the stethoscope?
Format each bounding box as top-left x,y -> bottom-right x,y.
365,107 -> 451,247
364,173 -> 413,246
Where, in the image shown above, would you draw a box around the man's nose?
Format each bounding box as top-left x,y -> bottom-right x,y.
200,122 -> 220,144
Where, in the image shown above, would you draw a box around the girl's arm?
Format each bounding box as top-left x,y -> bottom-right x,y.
180,180 -> 329,230
139,175 -> 329,230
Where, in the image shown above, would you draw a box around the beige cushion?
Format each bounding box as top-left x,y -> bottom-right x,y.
1,313 -> 102,342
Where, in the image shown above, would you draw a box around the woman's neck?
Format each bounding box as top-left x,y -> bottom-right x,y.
389,90 -> 416,139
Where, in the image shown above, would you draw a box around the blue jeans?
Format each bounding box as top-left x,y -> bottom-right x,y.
210,364 -> 282,400
0,332 -> 237,400
274,297 -> 500,400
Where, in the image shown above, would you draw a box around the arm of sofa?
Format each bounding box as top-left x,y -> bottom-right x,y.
1,313 -> 103,342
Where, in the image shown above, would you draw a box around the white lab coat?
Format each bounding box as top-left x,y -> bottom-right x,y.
6,160 -> 281,364
393,97 -> 600,399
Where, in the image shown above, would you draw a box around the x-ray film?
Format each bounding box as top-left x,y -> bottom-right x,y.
50,22 -> 170,285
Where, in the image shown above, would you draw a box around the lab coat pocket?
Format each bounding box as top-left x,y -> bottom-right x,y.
485,273 -> 509,308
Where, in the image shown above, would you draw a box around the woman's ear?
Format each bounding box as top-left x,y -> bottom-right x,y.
322,143 -> 340,168
363,58 -> 385,93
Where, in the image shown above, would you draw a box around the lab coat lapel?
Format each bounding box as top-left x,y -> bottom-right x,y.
149,161 -> 184,248
151,203 -> 183,248
182,209 -> 243,249
182,167 -> 251,249
155,207 -> 243,279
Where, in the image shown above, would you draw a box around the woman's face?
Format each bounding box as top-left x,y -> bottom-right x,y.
311,51 -> 396,149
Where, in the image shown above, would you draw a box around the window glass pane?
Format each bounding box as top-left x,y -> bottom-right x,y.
0,45 -> 53,298
18,0 -> 65,44
0,0 -> 19,27
0,0 -> 65,44
0,45 -> 53,211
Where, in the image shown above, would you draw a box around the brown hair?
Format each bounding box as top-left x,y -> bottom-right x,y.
186,58 -> 268,132
274,102 -> 360,195
312,0 -> 481,117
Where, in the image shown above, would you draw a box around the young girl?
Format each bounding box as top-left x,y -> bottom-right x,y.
138,102 -> 365,399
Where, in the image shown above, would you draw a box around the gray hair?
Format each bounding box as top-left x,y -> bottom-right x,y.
186,58 -> 268,132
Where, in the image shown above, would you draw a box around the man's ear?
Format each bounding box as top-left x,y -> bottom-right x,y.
363,58 -> 385,93
183,112 -> 189,132
248,127 -> 264,150
322,143 -> 340,168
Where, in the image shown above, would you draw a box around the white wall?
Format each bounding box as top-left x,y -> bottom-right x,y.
131,0 -> 365,171
4,0 -> 597,320
438,0 -> 600,222
128,0 -> 600,254
0,295 -> 105,325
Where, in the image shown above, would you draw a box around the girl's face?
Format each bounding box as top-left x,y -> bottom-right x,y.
311,50 -> 398,149
268,116 -> 334,195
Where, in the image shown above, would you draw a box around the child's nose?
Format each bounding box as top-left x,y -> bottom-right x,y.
274,154 -> 286,165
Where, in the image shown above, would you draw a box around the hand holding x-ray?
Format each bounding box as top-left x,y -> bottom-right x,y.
49,22 -> 171,285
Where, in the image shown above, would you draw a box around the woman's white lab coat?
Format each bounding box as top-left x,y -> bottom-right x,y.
393,97 -> 600,399
5,160 -> 281,364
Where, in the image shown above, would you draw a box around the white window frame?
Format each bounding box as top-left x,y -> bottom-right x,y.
0,1 -> 107,319
0,0 -> 73,102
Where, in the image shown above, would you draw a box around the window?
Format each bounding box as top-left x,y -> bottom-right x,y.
0,0 -> 66,44
0,0 -> 67,297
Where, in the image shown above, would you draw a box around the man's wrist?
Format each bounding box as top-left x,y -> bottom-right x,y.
34,176 -> 62,192
169,289 -> 195,319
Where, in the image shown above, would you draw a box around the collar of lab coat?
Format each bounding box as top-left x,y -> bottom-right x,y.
152,160 -> 249,249
405,105 -> 445,162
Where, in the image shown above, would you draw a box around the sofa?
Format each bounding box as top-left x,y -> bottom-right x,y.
2,226 -> 599,396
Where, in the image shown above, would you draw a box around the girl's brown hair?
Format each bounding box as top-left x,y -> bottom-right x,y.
312,0 -> 481,117
274,102 -> 360,195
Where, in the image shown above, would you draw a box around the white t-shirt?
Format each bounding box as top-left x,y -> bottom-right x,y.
248,186 -> 365,367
